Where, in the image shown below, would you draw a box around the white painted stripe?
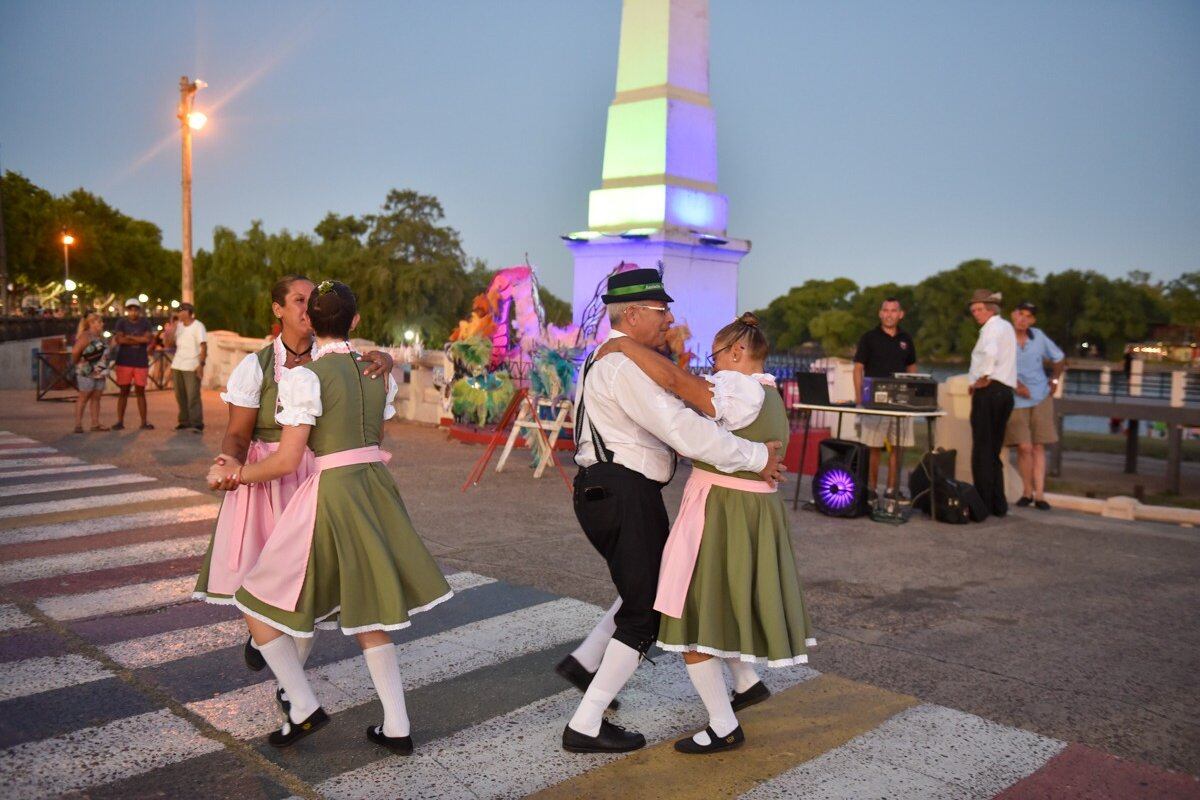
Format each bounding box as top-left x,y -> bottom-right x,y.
317,660 -> 821,799
0,456 -> 85,470
0,654 -> 111,701
0,709 -> 223,800
36,576 -> 198,621
107,572 -> 496,670
0,486 -> 203,520
0,504 -> 219,546
0,603 -> 34,632
188,592 -> 596,740
0,437 -> 38,445
739,703 -> 1067,800
0,473 -> 155,498
0,536 -> 208,584
0,464 -> 117,480
0,448 -> 56,457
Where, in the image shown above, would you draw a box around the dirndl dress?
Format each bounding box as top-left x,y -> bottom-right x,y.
656,371 -> 816,667
234,341 -> 452,637
194,338 -> 315,603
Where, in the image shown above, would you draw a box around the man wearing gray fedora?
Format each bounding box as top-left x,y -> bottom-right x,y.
967,289 -> 1018,516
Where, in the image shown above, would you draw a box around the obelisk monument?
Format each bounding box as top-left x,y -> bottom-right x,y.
564,0 -> 750,358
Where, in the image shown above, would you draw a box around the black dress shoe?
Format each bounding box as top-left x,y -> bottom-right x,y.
267,707 -> 329,748
731,681 -> 770,712
243,637 -> 266,671
1034,499 -> 1051,511
562,719 -> 646,753
1016,496 -> 1033,508
175,423 -> 191,431
674,725 -> 745,755
275,687 -> 290,717
555,655 -> 619,710
367,724 -> 413,755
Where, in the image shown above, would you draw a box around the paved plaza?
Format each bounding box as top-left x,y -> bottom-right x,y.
0,389 -> 1197,798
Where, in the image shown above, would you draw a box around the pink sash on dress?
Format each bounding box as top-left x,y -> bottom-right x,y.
653,468 -> 776,619
239,445 -> 391,611
204,440 -> 315,596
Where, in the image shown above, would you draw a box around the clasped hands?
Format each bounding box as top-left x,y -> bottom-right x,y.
207,454 -> 243,491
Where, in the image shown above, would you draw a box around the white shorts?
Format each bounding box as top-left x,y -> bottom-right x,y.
857,415 -> 914,448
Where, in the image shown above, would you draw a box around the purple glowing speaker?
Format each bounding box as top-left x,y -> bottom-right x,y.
813,439 -> 869,517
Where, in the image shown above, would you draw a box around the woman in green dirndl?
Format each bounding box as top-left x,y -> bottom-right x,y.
600,313 -> 814,755
214,280 -> 451,754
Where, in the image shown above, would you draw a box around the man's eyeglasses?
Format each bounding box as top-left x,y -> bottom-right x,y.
706,343 -> 733,367
629,305 -> 669,314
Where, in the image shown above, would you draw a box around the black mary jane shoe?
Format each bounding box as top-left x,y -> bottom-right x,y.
367,724 -> 414,756
554,655 -> 620,710
243,636 -> 266,672
1016,496 -> 1033,508
674,725 -> 745,755
562,719 -> 646,753
267,707 -> 329,748
731,681 -> 770,712
275,687 -> 291,717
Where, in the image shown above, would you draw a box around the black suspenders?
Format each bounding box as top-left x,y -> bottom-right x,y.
575,354 -> 614,464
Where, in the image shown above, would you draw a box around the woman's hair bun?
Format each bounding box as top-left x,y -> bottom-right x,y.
738,311 -> 760,328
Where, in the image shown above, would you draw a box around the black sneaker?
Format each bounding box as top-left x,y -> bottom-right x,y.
1016,496 -> 1033,508
366,724 -> 413,755
243,636 -> 266,671
267,707 -> 329,748
555,655 -> 620,710
175,423 -> 191,431
674,725 -> 745,755
562,719 -> 646,753
731,681 -> 771,712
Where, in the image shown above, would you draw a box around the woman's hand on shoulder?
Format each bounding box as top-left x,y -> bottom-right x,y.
361,350 -> 394,379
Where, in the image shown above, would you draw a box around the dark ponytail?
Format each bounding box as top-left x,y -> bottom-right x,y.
306,280 -> 358,338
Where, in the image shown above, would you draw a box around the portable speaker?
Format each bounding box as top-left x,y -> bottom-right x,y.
812,439 -> 870,517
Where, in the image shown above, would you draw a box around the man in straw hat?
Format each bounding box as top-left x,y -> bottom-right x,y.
966,289 -> 1018,516
560,266 -> 785,754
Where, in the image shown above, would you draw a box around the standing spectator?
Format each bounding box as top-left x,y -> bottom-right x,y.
1005,302 -> 1066,510
167,302 -> 207,432
967,289 -> 1018,517
112,298 -> 154,430
71,313 -> 109,433
852,297 -> 918,498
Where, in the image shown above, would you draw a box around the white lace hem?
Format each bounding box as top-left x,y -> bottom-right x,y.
191,591 -> 238,606
655,638 -> 817,668
235,589 -> 454,638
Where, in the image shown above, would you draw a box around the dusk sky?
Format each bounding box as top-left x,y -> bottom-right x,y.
2,0 -> 1197,310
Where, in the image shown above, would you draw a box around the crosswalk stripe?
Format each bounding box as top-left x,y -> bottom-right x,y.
0,456 -> 86,470
0,448 -> 57,457
107,571 -> 497,670
187,594 -> 602,740
0,653 -> 112,702
738,703 -> 1067,800
0,603 -> 35,633
0,473 -> 156,498
0,464 -> 118,480
0,708 -> 223,800
0,504 -> 220,547
0,487 -> 204,520
0,535 -> 208,584
36,575 -> 198,621
0,437 -> 38,446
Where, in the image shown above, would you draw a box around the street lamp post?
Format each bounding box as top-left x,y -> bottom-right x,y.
178,76 -> 207,305
61,231 -> 74,286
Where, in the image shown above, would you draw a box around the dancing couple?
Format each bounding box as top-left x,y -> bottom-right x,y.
558,268 -> 815,755
194,276 -> 450,753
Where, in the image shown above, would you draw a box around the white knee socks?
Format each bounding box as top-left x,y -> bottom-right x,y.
258,635 -> 319,723
724,657 -> 761,694
277,634 -> 315,704
567,638 -> 639,736
571,597 -> 621,672
363,643 -> 410,738
687,657 -> 739,745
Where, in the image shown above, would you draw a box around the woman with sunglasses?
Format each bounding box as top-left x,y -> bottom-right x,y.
598,312 -> 814,755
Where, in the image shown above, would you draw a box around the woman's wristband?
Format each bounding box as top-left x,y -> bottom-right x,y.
237,465 -> 246,485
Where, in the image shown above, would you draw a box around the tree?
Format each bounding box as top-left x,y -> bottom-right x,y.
754,277 -> 858,350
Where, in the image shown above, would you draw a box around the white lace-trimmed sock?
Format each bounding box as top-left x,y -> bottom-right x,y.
571,597 -> 621,673
725,657 -> 761,694
278,635 -> 316,702
363,643 -> 410,738
568,638 -> 639,737
258,635 -> 319,724
687,657 -> 739,745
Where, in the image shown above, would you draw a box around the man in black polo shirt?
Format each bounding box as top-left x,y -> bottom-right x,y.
853,297 -> 918,497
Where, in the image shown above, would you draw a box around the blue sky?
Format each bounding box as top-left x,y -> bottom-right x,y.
2,0 -> 1197,310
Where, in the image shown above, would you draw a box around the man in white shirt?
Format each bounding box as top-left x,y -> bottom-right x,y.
559,268 -> 784,755
967,289 -> 1018,516
168,302 -> 208,432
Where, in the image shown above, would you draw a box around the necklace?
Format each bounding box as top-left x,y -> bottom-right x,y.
281,338 -> 313,358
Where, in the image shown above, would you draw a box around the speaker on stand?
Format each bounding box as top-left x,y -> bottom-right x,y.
812,439 -> 870,518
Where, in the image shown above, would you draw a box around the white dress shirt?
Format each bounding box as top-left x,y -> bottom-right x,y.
574,332 -> 768,482
968,314 -> 1018,389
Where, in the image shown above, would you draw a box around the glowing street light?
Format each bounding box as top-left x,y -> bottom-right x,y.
170,299 -> 180,309
60,230 -> 74,290
178,76 -> 207,305
137,293 -> 149,304
403,329 -> 416,342
186,111 -> 208,131
64,279 -> 77,292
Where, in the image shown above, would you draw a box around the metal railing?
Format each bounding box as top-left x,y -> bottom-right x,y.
35,350 -> 175,401
1062,368 -> 1200,405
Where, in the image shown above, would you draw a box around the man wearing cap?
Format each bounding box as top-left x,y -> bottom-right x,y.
111,298 -> 155,430
560,267 -> 784,754
1005,301 -> 1065,510
967,289 -> 1018,516
166,302 -> 207,432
